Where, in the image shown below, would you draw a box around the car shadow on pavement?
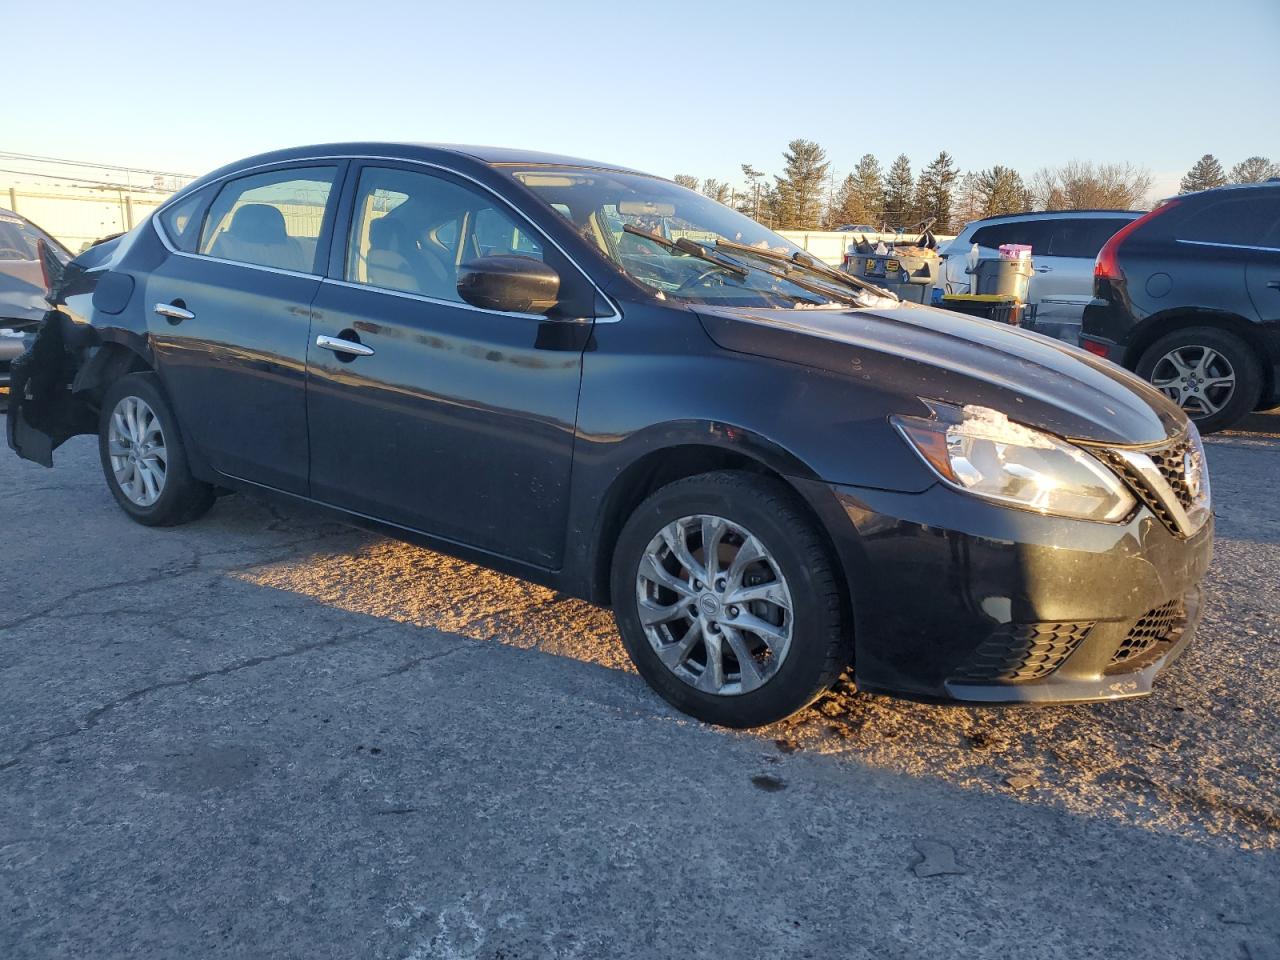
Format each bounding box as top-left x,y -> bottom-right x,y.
228,495 -> 1280,853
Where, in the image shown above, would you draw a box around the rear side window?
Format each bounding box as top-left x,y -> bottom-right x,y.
1040,218 -> 1131,258
1175,196 -> 1280,246
200,167 -> 337,272
971,220 -> 1053,252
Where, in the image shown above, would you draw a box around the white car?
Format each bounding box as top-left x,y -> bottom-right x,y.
939,210 -> 1142,344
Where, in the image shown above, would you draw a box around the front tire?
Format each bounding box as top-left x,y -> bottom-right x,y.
611,471 -> 851,728
1136,327 -> 1261,433
98,372 -> 215,526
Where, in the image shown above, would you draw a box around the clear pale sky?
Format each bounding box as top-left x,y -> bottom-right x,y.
6,0 -> 1278,196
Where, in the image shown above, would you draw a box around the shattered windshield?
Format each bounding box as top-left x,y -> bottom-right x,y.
506,167 -> 879,309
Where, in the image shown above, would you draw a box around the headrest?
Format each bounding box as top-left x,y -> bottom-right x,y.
229,204 -> 288,244
369,216 -> 410,252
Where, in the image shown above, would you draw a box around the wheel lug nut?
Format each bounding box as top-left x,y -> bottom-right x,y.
693,580 -> 702,590
688,605 -> 699,618
715,578 -> 726,591
728,606 -> 739,618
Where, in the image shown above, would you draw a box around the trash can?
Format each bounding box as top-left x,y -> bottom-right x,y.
848,249 -> 939,303
971,258 -> 1033,300
940,294 -> 1038,328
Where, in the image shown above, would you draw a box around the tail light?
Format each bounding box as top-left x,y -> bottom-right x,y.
37,238 -> 51,293
1082,339 -> 1110,358
1094,200 -> 1179,283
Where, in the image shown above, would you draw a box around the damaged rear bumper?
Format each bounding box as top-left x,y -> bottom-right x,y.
5,311 -> 100,466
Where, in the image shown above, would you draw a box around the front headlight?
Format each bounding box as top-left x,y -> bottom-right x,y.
893,403 -> 1136,523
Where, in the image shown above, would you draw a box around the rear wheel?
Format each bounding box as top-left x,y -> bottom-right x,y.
611,471 -> 851,728
1136,327 -> 1261,433
98,373 -> 215,526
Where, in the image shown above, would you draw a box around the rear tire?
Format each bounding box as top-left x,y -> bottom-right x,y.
1136,326 -> 1261,433
611,471 -> 851,728
98,372 -> 215,526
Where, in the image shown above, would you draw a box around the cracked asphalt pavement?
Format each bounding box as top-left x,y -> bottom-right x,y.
2,412 -> 1278,959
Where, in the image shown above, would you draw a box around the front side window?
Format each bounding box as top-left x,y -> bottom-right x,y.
507,166 -> 882,309
200,167 -> 336,272
346,166 -> 543,302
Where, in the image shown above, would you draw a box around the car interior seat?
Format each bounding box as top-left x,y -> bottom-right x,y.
210,204 -> 310,273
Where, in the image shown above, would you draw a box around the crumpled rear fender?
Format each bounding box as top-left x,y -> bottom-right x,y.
6,311 -> 105,466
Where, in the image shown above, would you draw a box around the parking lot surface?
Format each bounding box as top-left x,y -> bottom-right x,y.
2,412 -> 1278,959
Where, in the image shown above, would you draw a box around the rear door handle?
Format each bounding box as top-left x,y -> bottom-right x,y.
1267,280 -> 1280,290
315,334 -> 374,357
154,302 -> 195,322
1035,266 -> 1053,273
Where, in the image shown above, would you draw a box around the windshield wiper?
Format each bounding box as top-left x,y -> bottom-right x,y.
711,237 -> 901,302
622,225 -> 748,279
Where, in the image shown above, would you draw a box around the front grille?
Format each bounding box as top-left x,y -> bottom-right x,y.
1148,438 -> 1195,511
1099,434 -> 1206,537
953,621 -> 1094,683
1108,599 -> 1185,671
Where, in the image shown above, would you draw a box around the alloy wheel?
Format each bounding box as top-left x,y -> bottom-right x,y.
635,514 -> 794,696
1149,345 -> 1236,419
107,395 -> 168,507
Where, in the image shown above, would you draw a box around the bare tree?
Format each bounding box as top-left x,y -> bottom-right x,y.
1229,156 -> 1279,183
673,174 -> 700,191
1032,161 -> 1152,210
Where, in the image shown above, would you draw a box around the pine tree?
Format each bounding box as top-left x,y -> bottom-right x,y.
951,172 -> 984,227
911,151 -> 958,234
673,174 -> 701,191
975,166 -> 1030,217
1228,156 -> 1279,183
826,154 -> 885,229
772,139 -> 830,229
1179,155 -> 1226,193
701,179 -> 732,204
883,155 -> 915,230
738,164 -> 766,220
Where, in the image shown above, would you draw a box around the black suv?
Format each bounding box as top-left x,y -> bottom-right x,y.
1081,182 -> 1280,432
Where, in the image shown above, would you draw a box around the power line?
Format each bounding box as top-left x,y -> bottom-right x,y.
0,151 -> 195,180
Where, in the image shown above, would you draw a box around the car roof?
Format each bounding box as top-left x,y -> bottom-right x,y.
1174,180 -> 1280,200
203,142 -> 648,177
965,209 -> 1145,227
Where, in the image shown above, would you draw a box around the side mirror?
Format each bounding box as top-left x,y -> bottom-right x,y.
456,256 -> 560,314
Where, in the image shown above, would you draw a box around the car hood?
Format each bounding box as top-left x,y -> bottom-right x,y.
696,302 -> 1185,446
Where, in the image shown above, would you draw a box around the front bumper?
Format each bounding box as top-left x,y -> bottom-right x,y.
800,479 -> 1213,705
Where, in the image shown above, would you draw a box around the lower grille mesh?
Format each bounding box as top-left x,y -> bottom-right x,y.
1109,599 -> 1185,669
954,621 -> 1093,683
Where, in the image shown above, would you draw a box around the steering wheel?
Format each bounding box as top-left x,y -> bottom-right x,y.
674,265 -> 734,295
0,245 -> 28,260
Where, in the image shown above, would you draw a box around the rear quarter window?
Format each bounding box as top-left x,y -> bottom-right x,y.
1175,195 -> 1280,246
157,188 -> 211,252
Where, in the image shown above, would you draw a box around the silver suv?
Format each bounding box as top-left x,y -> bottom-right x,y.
940,210 -> 1142,344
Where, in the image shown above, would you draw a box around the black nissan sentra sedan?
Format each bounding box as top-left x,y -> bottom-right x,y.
6,143 -> 1213,727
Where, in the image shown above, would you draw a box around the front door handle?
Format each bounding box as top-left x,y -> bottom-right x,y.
1267,280 -> 1280,291
1035,266 -> 1053,273
154,301 -> 195,322
315,334 -> 374,357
